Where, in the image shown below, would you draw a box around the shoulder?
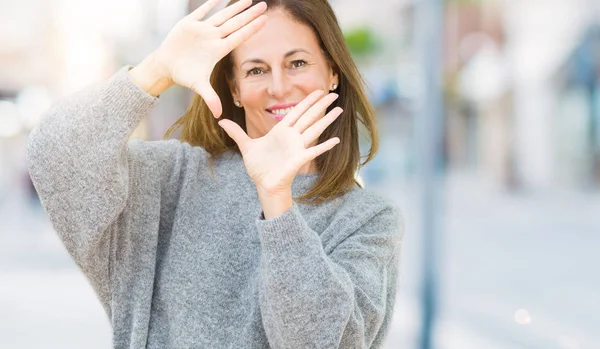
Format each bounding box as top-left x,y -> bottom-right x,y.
330,186 -> 405,238
318,187 -> 404,264
340,186 -> 402,220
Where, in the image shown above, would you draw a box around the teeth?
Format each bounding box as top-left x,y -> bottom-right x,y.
271,106 -> 294,115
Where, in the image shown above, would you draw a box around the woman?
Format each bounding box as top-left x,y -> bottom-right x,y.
27,0 -> 404,348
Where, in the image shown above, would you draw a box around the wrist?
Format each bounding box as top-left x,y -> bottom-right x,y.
257,187 -> 293,220
129,52 -> 174,97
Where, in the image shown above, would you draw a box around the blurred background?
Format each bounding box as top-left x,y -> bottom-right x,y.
1,0 -> 599,348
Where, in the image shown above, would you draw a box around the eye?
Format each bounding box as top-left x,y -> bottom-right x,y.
247,68 -> 265,76
291,60 -> 307,68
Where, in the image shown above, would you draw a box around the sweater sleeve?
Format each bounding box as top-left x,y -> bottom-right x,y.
255,202 -> 403,349
26,66 -> 159,316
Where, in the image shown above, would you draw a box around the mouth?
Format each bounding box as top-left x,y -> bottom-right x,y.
266,103 -> 298,121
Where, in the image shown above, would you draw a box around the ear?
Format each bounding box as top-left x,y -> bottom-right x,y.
329,69 -> 339,91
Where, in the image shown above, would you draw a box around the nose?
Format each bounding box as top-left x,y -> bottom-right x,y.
267,68 -> 291,99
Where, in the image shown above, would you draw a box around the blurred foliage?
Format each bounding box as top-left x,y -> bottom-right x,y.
343,27 -> 379,58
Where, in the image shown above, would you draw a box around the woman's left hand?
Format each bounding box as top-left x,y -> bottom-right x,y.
218,90 -> 342,196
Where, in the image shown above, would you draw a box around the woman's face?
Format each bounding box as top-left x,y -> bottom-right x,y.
229,9 -> 338,139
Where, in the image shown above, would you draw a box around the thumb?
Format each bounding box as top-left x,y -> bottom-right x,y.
218,119 -> 250,149
193,82 -> 222,118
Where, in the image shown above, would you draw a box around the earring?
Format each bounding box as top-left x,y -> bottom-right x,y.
234,100 -> 242,107
332,84 -> 338,91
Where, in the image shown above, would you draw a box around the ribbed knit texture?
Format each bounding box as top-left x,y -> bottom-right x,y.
27,66 -> 404,349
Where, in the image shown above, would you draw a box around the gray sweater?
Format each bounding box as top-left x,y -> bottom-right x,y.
26,67 -> 404,349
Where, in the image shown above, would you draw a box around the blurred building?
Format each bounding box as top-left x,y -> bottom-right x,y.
554,26 -> 600,187
444,0 -> 514,188
443,0 -> 600,192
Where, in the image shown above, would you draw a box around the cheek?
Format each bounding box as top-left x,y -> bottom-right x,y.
291,65 -> 335,91
237,81 -> 264,107
291,74 -> 329,92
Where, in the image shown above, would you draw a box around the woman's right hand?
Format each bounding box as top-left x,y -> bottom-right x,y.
131,0 -> 267,117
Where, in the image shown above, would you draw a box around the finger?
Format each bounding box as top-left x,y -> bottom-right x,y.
304,138 -> 341,163
218,119 -> 250,148
279,90 -> 325,127
293,93 -> 339,133
189,0 -> 223,21
219,2 -> 268,38
207,0 -> 253,27
223,14 -> 268,51
302,107 -> 343,146
192,82 -> 223,118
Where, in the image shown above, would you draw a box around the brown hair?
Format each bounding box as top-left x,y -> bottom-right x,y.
165,0 -> 379,204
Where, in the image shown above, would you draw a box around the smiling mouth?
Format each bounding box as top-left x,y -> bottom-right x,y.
266,105 -> 296,120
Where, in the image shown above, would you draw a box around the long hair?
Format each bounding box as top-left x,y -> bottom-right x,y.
165,0 -> 379,204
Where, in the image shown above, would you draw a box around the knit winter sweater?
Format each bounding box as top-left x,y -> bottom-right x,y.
26,67 -> 404,349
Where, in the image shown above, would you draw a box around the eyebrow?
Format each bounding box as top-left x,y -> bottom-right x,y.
240,49 -> 311,66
